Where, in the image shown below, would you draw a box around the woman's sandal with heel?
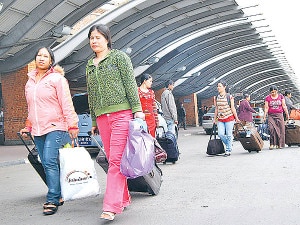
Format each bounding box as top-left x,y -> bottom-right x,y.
43,202 -> 58,215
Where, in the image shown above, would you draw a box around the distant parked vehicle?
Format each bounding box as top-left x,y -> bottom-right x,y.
202,107 -> 215,135
252,107 -> 264,124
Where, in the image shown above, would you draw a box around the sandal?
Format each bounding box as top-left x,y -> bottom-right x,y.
100,211 -> 115,221
59,198 -> 64,206
43,202 -> 58,215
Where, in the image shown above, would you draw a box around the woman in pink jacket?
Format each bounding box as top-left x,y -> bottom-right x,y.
20,47 -> 79,215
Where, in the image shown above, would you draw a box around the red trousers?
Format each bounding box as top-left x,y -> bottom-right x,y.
96,110 -> 132,214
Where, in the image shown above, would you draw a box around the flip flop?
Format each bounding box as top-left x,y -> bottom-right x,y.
100,211 -> 115,221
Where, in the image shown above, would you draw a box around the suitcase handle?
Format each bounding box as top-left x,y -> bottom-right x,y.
17,132 -> 36,158
87,131 -> 106,156
234,122 -> 247,131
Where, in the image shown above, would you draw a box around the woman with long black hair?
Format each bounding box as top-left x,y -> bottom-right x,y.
213,80 -> 240,156
138,74 -> 159,137
20,47 -> 79,215
263,85 -> 289,149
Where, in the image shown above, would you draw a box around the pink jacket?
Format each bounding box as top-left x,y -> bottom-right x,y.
25,66 -> 78,136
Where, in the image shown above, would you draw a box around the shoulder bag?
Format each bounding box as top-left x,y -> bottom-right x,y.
206,124 -> 225,155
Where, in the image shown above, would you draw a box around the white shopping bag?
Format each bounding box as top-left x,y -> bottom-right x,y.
59,146 -> 100,201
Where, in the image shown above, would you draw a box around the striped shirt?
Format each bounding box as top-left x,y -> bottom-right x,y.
216,94 -> 234,122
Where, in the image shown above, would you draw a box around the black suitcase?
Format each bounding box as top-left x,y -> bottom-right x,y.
17,132 -> 47,185
91,134 -> 163,195
156,128 -> 179,163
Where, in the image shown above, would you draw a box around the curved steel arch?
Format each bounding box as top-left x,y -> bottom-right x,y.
0,0 -> 109,74
250,79 -> 300,102
129,12 -> 245,68
0,0 -> 298,104
111,0 -> 238,53
61,0 -> 244,88
145,22 -> 259,76
56,0 -> 298,100
177,46 -> 274,94
188,46 -> 282,98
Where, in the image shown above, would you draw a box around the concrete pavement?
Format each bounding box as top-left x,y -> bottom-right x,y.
0,144 -> 29,167
1,126 -> 300,225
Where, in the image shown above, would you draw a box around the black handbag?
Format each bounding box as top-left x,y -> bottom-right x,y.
206,124 -> 225,155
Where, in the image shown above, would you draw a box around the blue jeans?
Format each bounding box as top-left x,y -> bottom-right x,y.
217,120 -> 235,152
166,119 -> 176,135
34,130 -> 68,205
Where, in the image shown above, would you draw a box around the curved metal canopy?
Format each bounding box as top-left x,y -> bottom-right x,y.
0,0 -> 108,72
0,0 -> 299,102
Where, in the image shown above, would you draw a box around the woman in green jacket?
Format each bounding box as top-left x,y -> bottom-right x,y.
86,24 -> 144,221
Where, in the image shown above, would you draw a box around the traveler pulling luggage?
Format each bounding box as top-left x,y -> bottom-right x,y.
156,126 -> 179,163
17,132 -> 47,185
234,123 -> 264,153
90,133 -> 163,195
285,120 -> 300,147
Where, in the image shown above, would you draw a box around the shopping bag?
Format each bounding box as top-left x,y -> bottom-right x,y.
206,124 -> 225,155
120,119 -> 155,179
59,145 -> 100,201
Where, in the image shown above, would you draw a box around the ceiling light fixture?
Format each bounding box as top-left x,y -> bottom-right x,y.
121,47 -> 132,55
144,56 -> 160,65
51,25 -> 72,38
0,25 -> 72,49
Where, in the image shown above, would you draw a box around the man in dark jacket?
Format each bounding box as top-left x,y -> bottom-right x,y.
178,102 -> 187,130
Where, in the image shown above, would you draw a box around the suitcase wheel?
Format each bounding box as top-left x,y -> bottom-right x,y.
288,144 -> 291,147
248,150 -> 251,153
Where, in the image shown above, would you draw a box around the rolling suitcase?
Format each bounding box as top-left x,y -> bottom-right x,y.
156,127 -> 179,163
234,123 -> 264,153
17,132 -> 47,185
285,120 -> 300,147
91,134 -> 163,195
257,122 -> 270,141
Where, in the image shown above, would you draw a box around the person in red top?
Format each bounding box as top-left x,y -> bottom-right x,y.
263,85 -> 289,149
138,74 -> 159,137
